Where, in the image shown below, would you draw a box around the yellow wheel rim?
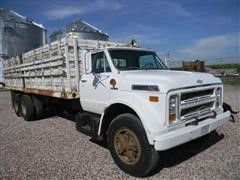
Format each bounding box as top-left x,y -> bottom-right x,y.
114,128 -> 141,165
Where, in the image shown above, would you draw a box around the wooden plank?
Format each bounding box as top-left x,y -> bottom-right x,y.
64,37 -> 71,91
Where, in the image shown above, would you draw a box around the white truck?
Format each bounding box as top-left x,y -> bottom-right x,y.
3,35 -> 231,177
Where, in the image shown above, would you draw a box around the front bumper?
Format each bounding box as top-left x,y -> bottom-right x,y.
154,111 -> 231,151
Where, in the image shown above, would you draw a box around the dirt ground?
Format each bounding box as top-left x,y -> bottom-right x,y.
0,85 -> 239,179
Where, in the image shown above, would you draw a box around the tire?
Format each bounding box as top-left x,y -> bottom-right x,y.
33,97 -> 44,119
11,92 -> 21,116
107,113 -> 159,177
35,102 -> 44,119
20,95 -> 35,121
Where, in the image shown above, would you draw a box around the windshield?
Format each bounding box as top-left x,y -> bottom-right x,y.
109,49 -> 167,71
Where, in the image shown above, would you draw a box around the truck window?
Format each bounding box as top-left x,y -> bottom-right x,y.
112,58 -> 127,68
139,54 -> 159,69
92,52 -> 111,73
109,49 -> 167,71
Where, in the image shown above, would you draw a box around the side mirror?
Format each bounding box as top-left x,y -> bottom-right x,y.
85,51 -> 92,74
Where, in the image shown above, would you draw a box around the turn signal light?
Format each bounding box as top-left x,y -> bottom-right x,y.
149,96 -> 159,102
169,114 -> 176,121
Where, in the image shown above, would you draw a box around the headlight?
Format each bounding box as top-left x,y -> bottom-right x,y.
215,87 -> 222,109
169,95 -> 179,124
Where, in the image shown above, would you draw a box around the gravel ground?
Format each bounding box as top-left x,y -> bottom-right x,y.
0,85 -> 239,179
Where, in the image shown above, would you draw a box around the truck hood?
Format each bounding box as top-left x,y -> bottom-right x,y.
119,70 -> 222,93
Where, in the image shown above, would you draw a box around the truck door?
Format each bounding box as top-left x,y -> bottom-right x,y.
80,51 -> 111,114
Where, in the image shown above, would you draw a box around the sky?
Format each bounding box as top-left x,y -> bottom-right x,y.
1,0 -> 240,61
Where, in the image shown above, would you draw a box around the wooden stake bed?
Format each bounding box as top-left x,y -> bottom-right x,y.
3,36 -> 122,99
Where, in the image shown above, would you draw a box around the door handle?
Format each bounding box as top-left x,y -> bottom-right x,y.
81,80 -> 87,83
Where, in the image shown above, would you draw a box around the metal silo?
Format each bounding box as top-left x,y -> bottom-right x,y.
49,19 -> 108,42
0,8 -> 47,83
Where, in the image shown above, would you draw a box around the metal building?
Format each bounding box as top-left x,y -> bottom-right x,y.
0,8 -> 47,83
49,19 -> 108,42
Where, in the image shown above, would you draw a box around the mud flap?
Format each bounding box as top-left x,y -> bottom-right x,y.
223,102 -> 239,123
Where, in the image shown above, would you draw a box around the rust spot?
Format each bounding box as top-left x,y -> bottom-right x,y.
25,88 -> 54,97
6,86 -> 79,99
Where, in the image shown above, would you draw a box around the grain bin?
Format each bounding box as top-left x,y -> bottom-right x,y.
49,19 -> 108,42
0,8 -> 47,83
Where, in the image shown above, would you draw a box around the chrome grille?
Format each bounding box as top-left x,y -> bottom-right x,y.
180,88 -> 215,121
181,89 -> 214,101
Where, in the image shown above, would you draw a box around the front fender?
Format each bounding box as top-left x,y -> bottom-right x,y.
101,91 -> 167,144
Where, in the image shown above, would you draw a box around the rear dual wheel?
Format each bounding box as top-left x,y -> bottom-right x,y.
11,92 -> 21,116
20,95 -> 35,121
107,113 -> 159,177
11,92 -> 44,120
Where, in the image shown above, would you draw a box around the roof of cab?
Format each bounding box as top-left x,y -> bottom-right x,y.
106,46 -> 155,52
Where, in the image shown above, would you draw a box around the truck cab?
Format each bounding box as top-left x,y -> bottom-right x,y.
77,46 -> 231,176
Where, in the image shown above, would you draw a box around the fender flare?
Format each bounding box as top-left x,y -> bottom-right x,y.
98,94 -> 162,144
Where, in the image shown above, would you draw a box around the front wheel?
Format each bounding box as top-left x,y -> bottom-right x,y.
107,113 -> 159,177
